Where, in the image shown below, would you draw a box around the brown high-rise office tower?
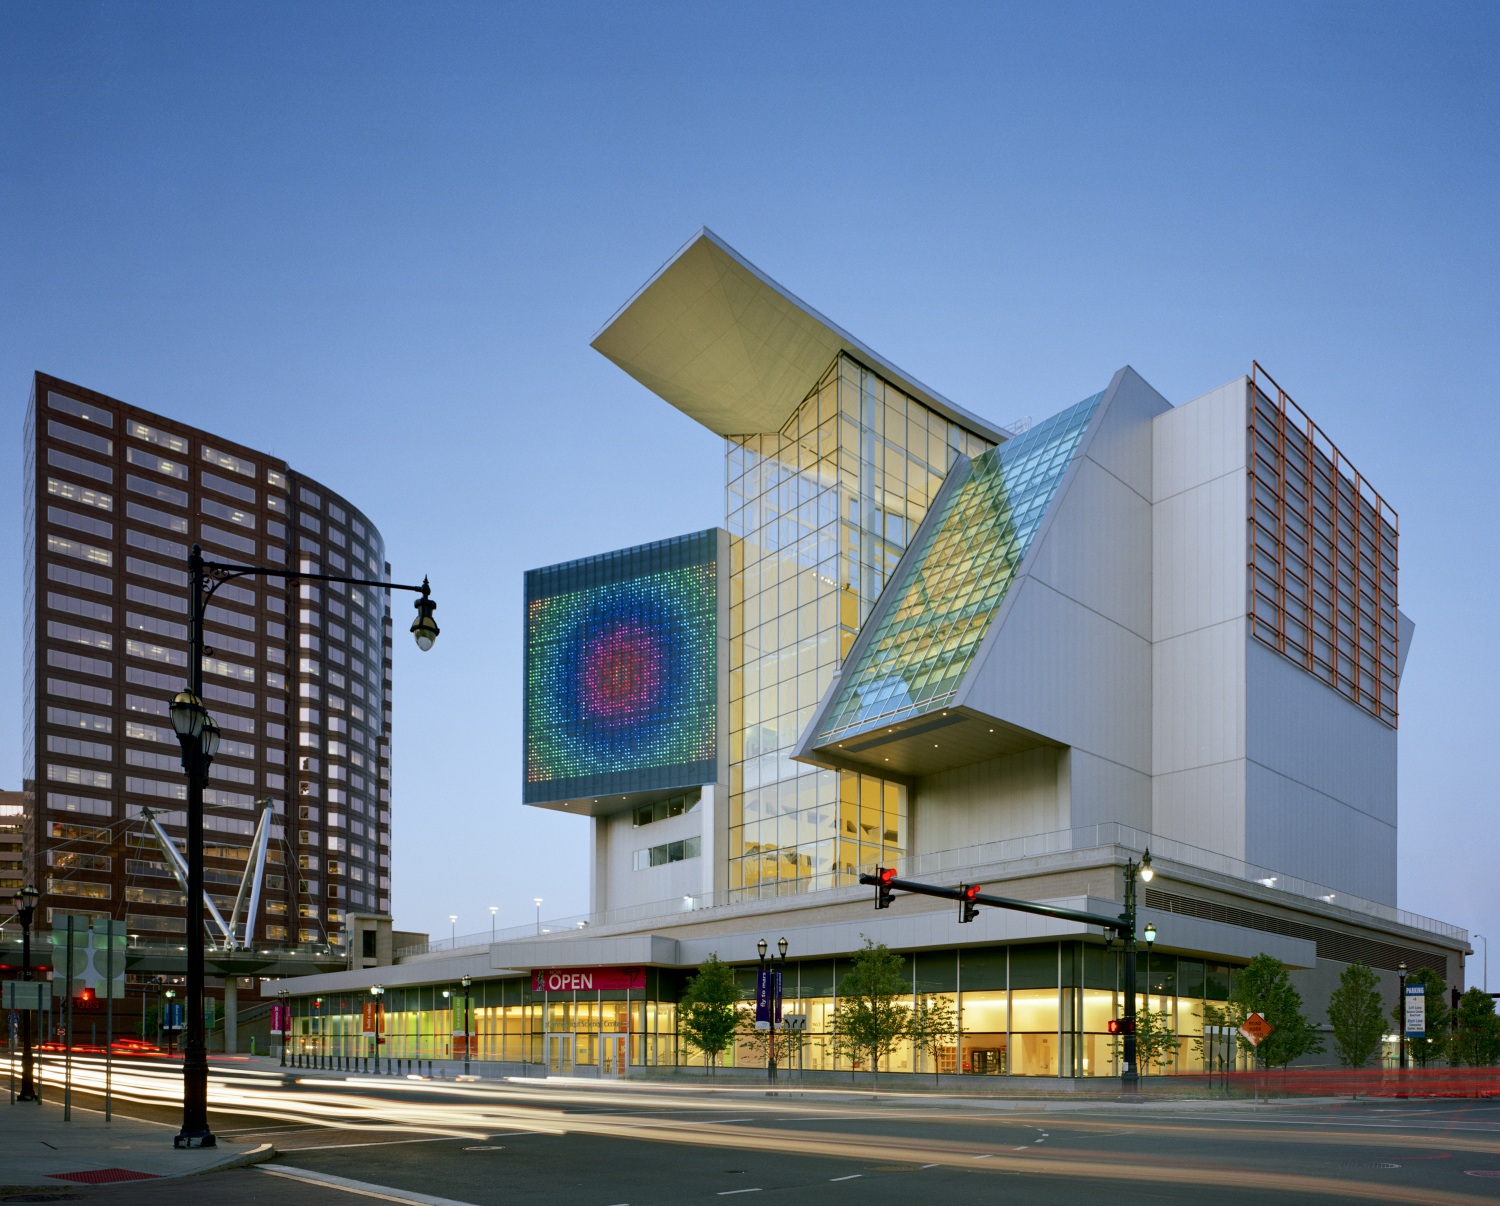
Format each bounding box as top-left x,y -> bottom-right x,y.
22,372 -> 393,952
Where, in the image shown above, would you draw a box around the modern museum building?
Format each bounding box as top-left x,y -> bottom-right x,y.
276,229 -> 1469,1081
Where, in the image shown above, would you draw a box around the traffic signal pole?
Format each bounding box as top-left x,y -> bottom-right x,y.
861,856 -> 1152,1097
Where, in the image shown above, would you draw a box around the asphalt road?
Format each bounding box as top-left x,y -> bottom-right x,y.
15,1058 -> 1500,1205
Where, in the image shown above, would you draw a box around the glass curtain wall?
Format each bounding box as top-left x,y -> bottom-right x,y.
675,944 -> 1236,1078
724,355 -> 992,900
287,979 -> 680,1067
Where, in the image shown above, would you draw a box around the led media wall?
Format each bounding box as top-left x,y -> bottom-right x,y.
524,529 -> 727,805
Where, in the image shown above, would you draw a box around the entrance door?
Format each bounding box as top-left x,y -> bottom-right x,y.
544,1033 -> 573,1075
599,1034 -> 628,1078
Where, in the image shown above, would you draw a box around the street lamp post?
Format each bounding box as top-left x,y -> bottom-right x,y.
1476,934 -> 1488,994
169,544 -> 439,1148
369,985 -> 385,1067
278,989 -> 289,1067
534,898 -> 543,937
449,915 -> 457,947
756,938 -> 788,1082
1118,849 -> 1154,1094
1398,962 -> 1408,1071
460,975 -> 472,1076
13,884 -> 39,1102
489,906 -> 498,943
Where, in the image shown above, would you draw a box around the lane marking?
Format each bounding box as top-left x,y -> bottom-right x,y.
921,1163 -> 940,1169
717,1190 -> 762,1196
286,1135 -> 474,1152
830,1174 -> 862,1181
258,1165 -> 479,1206
972,1153 -> 993,1159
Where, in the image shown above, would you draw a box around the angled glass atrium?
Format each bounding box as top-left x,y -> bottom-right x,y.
815,391 -> 1103,744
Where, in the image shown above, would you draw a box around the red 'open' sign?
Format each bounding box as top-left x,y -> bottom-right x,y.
532,967 -> 646,992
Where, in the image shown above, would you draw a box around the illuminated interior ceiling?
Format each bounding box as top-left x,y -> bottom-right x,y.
591,228 -> 1007,443
797,393 -> 1104,778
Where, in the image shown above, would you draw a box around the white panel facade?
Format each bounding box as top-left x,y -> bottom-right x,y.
961,577 -> 1152,774
912,747 -> 1065,856
1066,748 -> 1152,832
1152,762 -> 1247,861
591,805 -> 708,914
1244,640 -> 1398,902
1149,377 -> 1251,857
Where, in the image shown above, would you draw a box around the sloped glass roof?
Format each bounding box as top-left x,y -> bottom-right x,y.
814,391 -> 1104,743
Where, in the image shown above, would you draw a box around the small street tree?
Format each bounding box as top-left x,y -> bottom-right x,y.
1450,987 -> 1500,1067
1328,962 -> 1386,1069
1391,967 -> 1449,1068
831,938 -> 910,1085
1230,953 -> 1325,1069
678,953 -> 744,1075
906,993 -> 957,1084
1136,1006 -> 1179,1074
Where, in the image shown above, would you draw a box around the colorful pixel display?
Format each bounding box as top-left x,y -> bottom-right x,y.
526,560 -> 718,797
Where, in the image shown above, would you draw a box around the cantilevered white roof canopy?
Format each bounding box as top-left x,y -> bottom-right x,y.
591,228 -> 1008,443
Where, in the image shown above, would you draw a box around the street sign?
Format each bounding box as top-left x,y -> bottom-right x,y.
49,919 -> 126,999
1238,1012 -> 1274,1047
1405,983 -> 1427,1037
2,981 -> 50,1010
782,1013 -> 808,1032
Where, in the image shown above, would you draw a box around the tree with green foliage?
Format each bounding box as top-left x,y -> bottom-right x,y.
831,938 -> 911,1084
1229,953 -> 1325,1069
678,953 -> 744,1074
1137,1007 -> 1180,1074
1392,967 -> 1449,1068
1328,962 -> 1386,1069
1449,987 -> 1500,1067
906,993 -> 957,1083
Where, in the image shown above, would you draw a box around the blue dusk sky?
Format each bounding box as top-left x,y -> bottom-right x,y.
2,3 -> 1496,959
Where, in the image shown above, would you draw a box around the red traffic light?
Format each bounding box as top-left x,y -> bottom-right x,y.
1107,1019 -> 1121,1035
1107,1018 -> 1135,1035
963,884 -> 981,900
879,867 -> 897,885
77,987 -> 95,1004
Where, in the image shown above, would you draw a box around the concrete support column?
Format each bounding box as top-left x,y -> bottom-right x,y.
224,978 -> 238,1054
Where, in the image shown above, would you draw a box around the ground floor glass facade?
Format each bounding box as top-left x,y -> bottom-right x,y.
287,943 -> 1238,1078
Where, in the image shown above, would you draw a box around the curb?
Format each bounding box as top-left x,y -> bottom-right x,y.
179,1143 -> 278,1177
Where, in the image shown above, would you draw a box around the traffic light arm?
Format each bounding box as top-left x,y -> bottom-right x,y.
857,873 -> 1129,935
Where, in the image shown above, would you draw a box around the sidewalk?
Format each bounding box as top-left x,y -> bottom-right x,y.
0,1098 -> 273,1187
